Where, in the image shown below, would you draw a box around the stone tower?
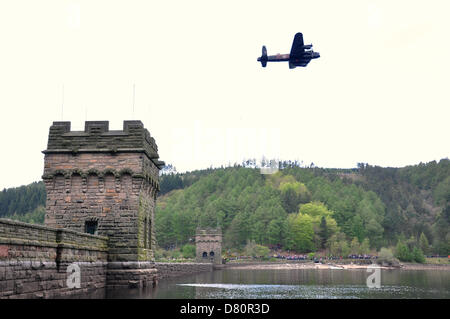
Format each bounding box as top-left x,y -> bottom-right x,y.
42,121 -> 164,263
195,228 -> 222,264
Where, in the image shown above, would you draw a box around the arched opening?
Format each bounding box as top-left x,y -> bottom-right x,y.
54,174 -> 65,193
120,173 -> 132,194
85,220 -> 98,235
71,173 -> 82,194
202,252 -> 208,258
209,251 -> 215,257
87,174 -> 99,191
104,173 -> 115,193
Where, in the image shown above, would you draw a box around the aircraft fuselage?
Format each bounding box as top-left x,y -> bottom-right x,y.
267,54 -> 290,62
257,33 -> 320,69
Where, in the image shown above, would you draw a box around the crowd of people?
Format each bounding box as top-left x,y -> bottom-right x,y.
223,249 -> 382,261
273,254 -> 377,261
275,254 -> 308,260
347,254 -> 377,260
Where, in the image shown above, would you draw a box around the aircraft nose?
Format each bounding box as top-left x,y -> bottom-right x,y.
313,52 -> 320,58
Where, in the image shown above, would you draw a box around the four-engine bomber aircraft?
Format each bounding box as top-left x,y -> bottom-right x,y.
257,32 -> 320,69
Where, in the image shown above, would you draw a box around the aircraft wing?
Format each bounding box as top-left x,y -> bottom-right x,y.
289,32 -> 305,57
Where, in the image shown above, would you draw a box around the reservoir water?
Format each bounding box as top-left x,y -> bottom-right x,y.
104,268 -> 450,299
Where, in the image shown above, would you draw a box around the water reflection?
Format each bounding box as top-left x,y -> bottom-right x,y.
104,268 -> 450,299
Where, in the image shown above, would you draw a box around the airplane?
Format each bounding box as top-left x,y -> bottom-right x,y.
257,32 -> 320,69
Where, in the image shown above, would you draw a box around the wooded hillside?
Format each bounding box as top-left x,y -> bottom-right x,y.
1,159 -> 448,255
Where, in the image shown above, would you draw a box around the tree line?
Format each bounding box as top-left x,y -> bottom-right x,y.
156,159 -> 449,256
0,182 -> 46,223
0,158 -> 448,256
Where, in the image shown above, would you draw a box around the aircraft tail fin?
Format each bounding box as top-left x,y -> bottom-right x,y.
258,46 -> 268,67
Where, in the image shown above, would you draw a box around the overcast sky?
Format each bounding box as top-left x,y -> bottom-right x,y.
0,0 -> 449,189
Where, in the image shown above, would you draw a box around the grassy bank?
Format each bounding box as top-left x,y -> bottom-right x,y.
424,257 -> 450,265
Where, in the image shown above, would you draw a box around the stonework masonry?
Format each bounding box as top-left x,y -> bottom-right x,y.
195,228 -> 222,264
0,217 -> 216,298
0,120 -> 182,298
43,120 -> 164,262
0,218 -> 108,298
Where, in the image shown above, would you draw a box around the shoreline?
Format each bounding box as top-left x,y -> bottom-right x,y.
400,262 -> 450,270
221,261 -> 450,271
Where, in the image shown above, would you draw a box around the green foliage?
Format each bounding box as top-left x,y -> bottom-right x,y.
351,215 -> 365,242
339,240 -> 350,257
395,241 -> 413,262
244,240 -> 270,257
327,232 -> 351,257
350,237 -> 360,254
171,250 -> 181,259
279,180 -> 311,213
299,201 -> 333,218
181,244 -> 196,258
365,218 -> 384,250
318,216 -> 328,249
267,218 -> 288,246
405,235 -> 418,255
433,175 -> 450,206
379,247 -> 394,260
412,247 -> 426,263
0,182 -> 46,218
359,159 -> 449,247
399,159 -> 450,193
4,206 -> 45,224
432,203 -> 450,255
377,247 -> 398,266
156,167 -> 292,249
154,247 -> 165,260
224,211 -> 251,248
154,247 -> 186,261
297,202 -> 338,250
328,234 -> 340,256
250,201 -> 287,245
3,158 -> 448,259
360,238 -> 371,254
287,213 -> 315,252
159,173 -> 184,195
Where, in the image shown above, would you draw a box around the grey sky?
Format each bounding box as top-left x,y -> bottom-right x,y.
0,0 -> 449,189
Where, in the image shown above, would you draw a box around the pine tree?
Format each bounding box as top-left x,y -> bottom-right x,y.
412,247 -> 426,263
395,241 -> 413,262
419,232 -> 430,255
360,238 -> 371,254
318,216 -> 328,249
350,237 -> 360,255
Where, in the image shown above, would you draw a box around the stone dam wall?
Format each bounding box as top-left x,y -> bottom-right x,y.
0,218 -> 108,298
0,120 -> 217,299
0,219 -> 215,298
42,120 -> 164,262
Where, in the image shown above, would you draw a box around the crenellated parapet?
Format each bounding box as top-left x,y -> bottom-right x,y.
0,120 -> 165,298
42,120 -> 163,264
44,120 -> 165,170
